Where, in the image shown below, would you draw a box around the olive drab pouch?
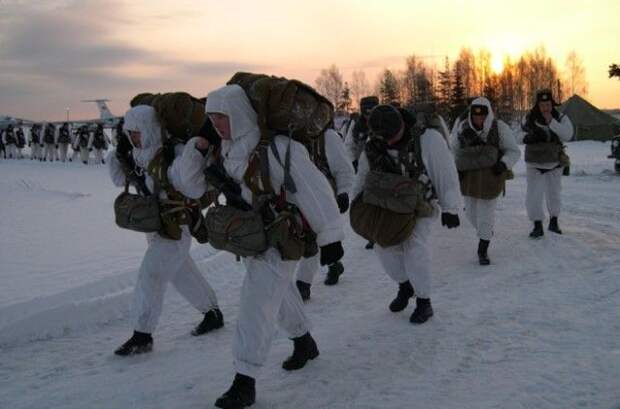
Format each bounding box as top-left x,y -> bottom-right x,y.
524,142 -> 561,164
264,209 -> 307,261
362,170 -> 419,214
205,202 -> 269,257
454,145 -> 500,171
350,194 -> 416,248
558,145 -> 571,167
114,182 -> 162,233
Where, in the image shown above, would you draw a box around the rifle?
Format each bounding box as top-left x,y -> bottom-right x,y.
116,134 -> 150,196
203,162 -> 252,211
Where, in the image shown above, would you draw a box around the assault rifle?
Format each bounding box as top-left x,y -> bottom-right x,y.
116,133 -> 150,196
203,163 -> 252,211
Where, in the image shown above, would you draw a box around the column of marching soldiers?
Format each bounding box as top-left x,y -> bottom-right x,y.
0,121 -> 115,164
105,78 -> 572,409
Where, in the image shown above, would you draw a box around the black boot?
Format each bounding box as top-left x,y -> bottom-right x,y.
389,280 -> 415,312
478,239 -> 490,266
114,331 -> 153,356
296,280 -> 311,301
214,373 -> 256,409
365,241 -> 375,250
191,308 -> 224,336
548,217 -> 563,234
282,332 -> 319,371
324,261 -> 344,286
409,298 -> 434,324
529,221 -> 544,238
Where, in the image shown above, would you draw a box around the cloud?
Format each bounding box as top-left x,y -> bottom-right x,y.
0,0 -> 265,119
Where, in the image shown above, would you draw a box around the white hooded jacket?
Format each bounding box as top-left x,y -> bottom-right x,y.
107,105 -> 208,200
321,128 -> 355,196
451,96 -> 521,170
205,84 -> 344,247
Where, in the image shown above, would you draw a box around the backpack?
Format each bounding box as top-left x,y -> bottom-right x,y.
130,92 -> 207,144
227,72 -> 334,146
205,141 -> 316,261
350,130 -> 434,247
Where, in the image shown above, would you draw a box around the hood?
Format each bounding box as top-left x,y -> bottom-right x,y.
467,96 -> 495,139
205,85 -> 260,182
122,105 -> 163,168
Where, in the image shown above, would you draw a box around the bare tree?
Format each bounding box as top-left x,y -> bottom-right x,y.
315,64 -> 345,108
456,48 -> 478,98
350,70 -> 370,109
564,50 -> 588,96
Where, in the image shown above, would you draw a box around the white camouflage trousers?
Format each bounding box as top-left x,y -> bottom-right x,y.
31,144 -> 43,160
58,143 -> 69,162
375,214 -> 436,299
234,248 -> 310,378
132,229 -> 219,334
526,167 -> 562,221
295,253 -> 320,285
464,196 -> 498,241
44,143 -> 56,161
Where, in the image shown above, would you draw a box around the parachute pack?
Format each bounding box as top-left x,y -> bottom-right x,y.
130,92 -> 207,145
227,72 -> 334,146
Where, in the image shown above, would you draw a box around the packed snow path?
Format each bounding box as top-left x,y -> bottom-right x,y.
1,141 -> 619,409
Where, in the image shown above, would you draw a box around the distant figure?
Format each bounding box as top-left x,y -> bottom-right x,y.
75,125 -> 91,164
0,129 -> 5,159
89,124 -> 109,164
42,123 -> 57,162
2,124 -> 17,159
521,89 -> 574,238
57,122 -> 72,162
29,124 -> 43,160
15,126 -> 26,159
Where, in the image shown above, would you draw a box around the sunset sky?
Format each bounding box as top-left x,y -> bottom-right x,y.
1,0 -> 619,121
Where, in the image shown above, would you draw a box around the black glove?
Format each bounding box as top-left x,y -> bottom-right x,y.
320,241 -> 344,266
89,148 -> 92,152
336,193 -> 349,213
55,144 -> 59,149
28,142 -> 31,147
441,212 -> 460,229
551,108 -> 560,121
352,160 -> 358,173
492,161 -> 507,175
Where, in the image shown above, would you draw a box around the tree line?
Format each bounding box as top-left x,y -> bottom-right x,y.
315,47 -> 593,124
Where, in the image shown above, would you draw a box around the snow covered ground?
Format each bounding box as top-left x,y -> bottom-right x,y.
1,141 -> 619,409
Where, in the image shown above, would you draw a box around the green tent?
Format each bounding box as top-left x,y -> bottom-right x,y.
559,94 -> 620,141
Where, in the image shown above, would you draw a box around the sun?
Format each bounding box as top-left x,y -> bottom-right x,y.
491,54 -> 504,74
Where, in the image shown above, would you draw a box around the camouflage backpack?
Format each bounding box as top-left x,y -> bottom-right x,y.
227,72 -> 334,146
130,92 -> 207,144
350,130 -> 434,247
